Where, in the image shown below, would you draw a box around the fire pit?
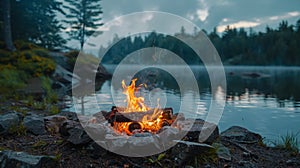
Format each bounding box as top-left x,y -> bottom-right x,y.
106,106 -> 174,135
101,78 -> 176,135
72,78 -> 219,157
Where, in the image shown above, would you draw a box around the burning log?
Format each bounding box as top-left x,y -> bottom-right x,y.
108,106 -> 173,123
105,106 -> 175,135
102,78 -> 177,135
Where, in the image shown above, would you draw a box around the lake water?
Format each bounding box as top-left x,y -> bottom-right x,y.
70,65 -> 300,144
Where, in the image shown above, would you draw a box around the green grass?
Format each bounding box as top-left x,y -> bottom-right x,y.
147,153 -> 166,167
192,147 -> 218,167
32,140 -> 48,149
49,105 -> 60,115
267,132 -> 300,154
278,132 -> 299,153
0,69 -> 27,94
8,123 -> 27,136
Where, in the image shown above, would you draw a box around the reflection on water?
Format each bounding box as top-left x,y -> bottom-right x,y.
71,65 -> 300,143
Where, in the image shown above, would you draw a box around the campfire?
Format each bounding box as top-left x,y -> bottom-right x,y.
106,78 -> 175,135
77,78 -> 218,157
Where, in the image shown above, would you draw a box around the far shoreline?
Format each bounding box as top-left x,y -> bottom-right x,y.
102,64 -> 300,71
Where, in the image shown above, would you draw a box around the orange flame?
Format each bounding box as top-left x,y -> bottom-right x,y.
122,78 -> 150,112
114,78 -> 166,135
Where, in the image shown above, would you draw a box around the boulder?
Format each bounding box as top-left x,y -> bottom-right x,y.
44,115 -> 67,134
221,126 -> 262,143
177,119 -> 219,144
59,119 -> 80,136
0,150 -> 57,168
0,112 -> 21,134
238,161 -> 257,168
171,140 -> 214,166
172,140 -> 214,155
58,111 -> 78,121
67,126 -> 91,145
212,143 -> 231,161
44,114 -> 93,145
86,142 -> 108,159
23,114 -> 46,135
286,159 -> 300,166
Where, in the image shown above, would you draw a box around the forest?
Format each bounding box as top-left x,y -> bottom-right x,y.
1,1 -> 300,168
0,0 -> 300,67
102,20 -> 300,66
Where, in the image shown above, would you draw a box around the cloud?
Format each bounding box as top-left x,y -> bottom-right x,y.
141,13 -> 154,23
268,11 -> 300,21
197,9 -> 209,21
216,10 -> 300,32
100,0 -> 300,34
288,11 -> 300,17
196,0 -> 210,22
217,21 -> 261,32
186,13 -> 195,21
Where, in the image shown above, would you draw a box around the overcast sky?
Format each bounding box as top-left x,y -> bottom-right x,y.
101,0 -> 300,33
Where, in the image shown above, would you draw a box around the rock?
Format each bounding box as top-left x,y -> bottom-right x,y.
93,111 -> 109,122
173,140 -> 214,155
238,161 -> 257,168
96,64 -> 112,79
60,119 -> 80,136
223,164 -> 230,168
44,114 -> 92,144
157,126 -> 184,145
86,142 -> 108,159
221,126 -> 262,143
212,143 -> 231,161
0,112 -> 21,134
44,115 -> 67,134
204,164 -> 211,168
132,132 -> 153,137
242,152 -> 251,158
242,72 -> 261,78
177,119 -> 219,144
58,111 -> 78,121
286,159 -> 300,166
67,126 -> 91,145
23,114 -> 46,135
171,140 -> 214,166
172,113 -> 185,123
84,123 -> 107,139
0,150 -> 57,168
184,166 -> 194,168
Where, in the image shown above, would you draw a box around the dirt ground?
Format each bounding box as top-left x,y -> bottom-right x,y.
1,132 -> 300,168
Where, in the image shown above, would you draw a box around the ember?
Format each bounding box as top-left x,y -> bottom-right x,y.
107,78 -> 175,135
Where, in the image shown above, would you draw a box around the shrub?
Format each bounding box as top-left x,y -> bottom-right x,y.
31,48 -> 50,58
0,41 -> 6,49
16,50 -> 56,77
41,76 -> 58,103
64,50 -> 79,69
64,50 -> 99,69
49,105 -> 60,115
0,41 -> 56,77
14,40 -> 39,50
64,50 -> 79,58
0,69 -> 27,94
0,49 -> 11,62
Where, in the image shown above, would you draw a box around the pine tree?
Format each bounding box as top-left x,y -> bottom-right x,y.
1,0 -> 16,51
10,0 -> 66,50
63,0 -> 103,50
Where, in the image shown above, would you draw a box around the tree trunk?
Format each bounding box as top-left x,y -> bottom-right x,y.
81,96 -> 85,115
2,0 -> 16,51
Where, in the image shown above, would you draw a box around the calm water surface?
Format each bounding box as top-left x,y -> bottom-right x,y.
70,65 -> 300,143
